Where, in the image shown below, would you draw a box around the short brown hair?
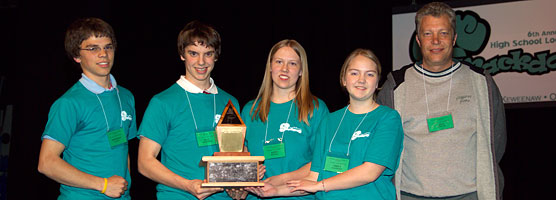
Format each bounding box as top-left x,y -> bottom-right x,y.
415,2 -> 456,35
177,20 -> 221,59
64,18 -> 116,59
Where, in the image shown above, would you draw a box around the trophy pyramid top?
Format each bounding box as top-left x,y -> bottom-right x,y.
217,100 -> 245,126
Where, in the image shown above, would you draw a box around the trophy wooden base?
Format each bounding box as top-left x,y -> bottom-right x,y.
201,156 -> 265,187
213,152 -> 251,156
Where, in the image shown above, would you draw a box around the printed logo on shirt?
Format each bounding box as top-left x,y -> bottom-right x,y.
121,111 -> 132,121
457,95 -> 472,104
279,123 -> 302,134
351,130 -> 370,141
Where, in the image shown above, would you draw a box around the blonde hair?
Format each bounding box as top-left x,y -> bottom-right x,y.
249,39 -> 319,125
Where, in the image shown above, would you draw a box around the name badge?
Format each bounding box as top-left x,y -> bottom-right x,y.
263,142 -> 285,159
324,153 -> 349,173
196,130 -> 218,147
107,128 -> 127,148
427,112 -> 454,132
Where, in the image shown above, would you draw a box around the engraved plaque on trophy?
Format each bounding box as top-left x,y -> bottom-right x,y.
202,100 -> 265,187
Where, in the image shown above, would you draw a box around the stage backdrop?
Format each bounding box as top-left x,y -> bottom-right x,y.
392,0 -> 556,104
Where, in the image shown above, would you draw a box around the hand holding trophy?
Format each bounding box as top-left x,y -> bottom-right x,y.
202,100 -> 265,199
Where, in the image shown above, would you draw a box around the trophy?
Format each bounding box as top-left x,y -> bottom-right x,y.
202,100 -> 265,187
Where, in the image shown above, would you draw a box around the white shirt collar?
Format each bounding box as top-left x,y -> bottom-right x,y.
176,75 -> 219,94
79,73 -> 117,94
413,60 -> 461,78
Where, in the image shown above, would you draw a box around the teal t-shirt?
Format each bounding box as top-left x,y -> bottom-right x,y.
138,83 -> 239,200
311,105 -> 403,200
42,82 -> 137,200
242,98 -> 328,200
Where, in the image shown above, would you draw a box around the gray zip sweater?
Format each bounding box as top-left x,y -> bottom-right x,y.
377,61 -> 506,200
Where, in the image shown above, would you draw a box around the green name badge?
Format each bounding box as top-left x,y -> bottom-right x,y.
196,131 -> 218,147
263,143 -> 285,159
107,128 -> 127,148
324,155 -> 349,173
427,114 -> 454,132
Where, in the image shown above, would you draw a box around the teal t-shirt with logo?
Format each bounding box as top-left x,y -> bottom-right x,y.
311,105 -> 403,200
42,82 -> 137,200
242,98 -> 328,200
138,83 -> 239,200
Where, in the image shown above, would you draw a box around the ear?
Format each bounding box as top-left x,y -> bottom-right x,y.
453,33 -> 457,46
180,55 -> 185,61
416,34 -> 422,47
73,57 -> 82,63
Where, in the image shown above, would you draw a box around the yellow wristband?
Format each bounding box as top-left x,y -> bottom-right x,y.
101,178 -> 108,194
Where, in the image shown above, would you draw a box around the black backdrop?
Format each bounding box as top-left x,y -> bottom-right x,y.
2,0 -> 554,199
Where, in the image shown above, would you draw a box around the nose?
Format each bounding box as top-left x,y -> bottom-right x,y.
98,48 -> 108,58
432,33 -> 440,45
357,74 -> 366,83
198,54 -> 206,66
280,63 -> 288,72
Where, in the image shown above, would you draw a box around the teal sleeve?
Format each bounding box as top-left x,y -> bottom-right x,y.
137,97 -> 169,145
231,98 -> 240,115
310,115 -> 328,173
363,109 -> 404,175
309,99 -> 329,154
241,101 -> 254,148
240,102 -> 250,123
42,98 -> 78,147
127,94 -> 138,140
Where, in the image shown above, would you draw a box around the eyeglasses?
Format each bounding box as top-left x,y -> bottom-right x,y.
79,45 -> 115,54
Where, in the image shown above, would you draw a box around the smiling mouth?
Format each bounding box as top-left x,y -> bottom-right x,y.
195,67 -> 208,73
279,75 -> 289,80
354,86 -> 367,90
97,61 -> 110,67
430,48 -> 444,53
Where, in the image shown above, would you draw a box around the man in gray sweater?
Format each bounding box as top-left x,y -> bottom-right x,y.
377,2 -> 506,200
